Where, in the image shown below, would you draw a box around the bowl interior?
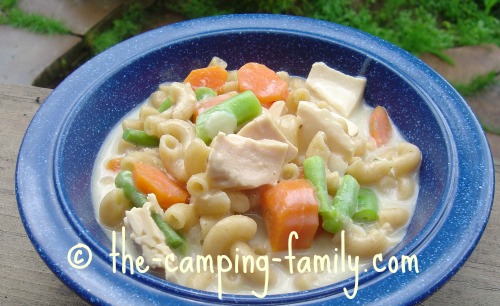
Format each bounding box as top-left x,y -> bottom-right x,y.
55,30 -> 452,297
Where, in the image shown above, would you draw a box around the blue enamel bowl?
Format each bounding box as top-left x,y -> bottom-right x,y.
16,14 -> 494,305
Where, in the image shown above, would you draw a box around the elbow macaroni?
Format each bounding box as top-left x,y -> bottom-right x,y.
280,163 -> 300,181
156,120 -> 196,184
203,215 -> 257,258
94,58 -> 422,296
164,203 -> 198,231
184,138 -> 211,176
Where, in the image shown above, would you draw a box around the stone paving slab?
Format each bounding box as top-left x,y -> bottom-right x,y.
486,133 -> 500,160
468,75 -> 500,129
468,75 -> 500,159
420,44 -> 500,84
0,26 -> 81,85
18,0 -> 130,36
420,45 -> 500,159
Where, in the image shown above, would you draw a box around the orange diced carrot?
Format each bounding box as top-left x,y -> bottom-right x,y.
260,179 -> 319,251
369,106 -> 393,146
193,91 -> 238,121
106,157 -> 123,172
237,62 -> 288,105
184,66 -> 228,91
132,163 -> 189,209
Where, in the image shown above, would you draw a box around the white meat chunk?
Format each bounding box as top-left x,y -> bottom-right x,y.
206,133 -> 288,189
306,62 -> 366,117
124,195 -> 178,279
268,100 -> 288,118
237,113 -> 298,162
330,112 -> 359,137
297,101 -> 355,159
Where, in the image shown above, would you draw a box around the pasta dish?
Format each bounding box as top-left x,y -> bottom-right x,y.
92,57 -> 422,296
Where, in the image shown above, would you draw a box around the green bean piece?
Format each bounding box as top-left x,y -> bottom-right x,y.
122,128 -> 160,147
196,90 -> 262,144
303,156 -> 333,213
352,188 -> 379,222
323,174 -> 360,233
151,211 -> 186,251
115,170 -> 187,252
158,97 -> 173,112
195,87 -> 217,101
115,170 -> 148,208
303,156 -> 362,233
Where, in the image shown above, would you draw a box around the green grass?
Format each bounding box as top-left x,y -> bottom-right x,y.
0,0 -> 16,10
89,1 -> 500,59
89,3 -> 146,55
0,0 -> 70,34
481,120 -> 500,135
160,0 -> 500,61
453,71 -> 499,97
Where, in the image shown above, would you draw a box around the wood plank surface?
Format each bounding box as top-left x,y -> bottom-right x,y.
0,84 -> 86,305
1,84 -> 498,305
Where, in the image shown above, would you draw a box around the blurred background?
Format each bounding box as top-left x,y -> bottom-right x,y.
1,0 -> 499,156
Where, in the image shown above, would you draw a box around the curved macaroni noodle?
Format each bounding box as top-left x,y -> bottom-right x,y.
93,58 -> 422,296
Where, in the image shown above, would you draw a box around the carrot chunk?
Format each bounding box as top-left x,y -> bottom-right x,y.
193,91 -> 238,121
132,163 -> 189,209
106,157 -> 123,172
369,106 -> 393,146
260,179 -> 319,252
237,62 -> 289,105
184,66 -> 228,91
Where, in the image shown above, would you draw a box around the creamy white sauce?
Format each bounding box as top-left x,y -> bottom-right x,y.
91,82 -> 419,296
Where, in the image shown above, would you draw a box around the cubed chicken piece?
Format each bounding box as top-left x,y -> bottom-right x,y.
206,133 -> 288,189
267,100 -> 288,118
124,195 -> 177,273
297,101 -> 355,159
237,113 -> 298,162
330,112 -> 359,137
306,62 -> 366,117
